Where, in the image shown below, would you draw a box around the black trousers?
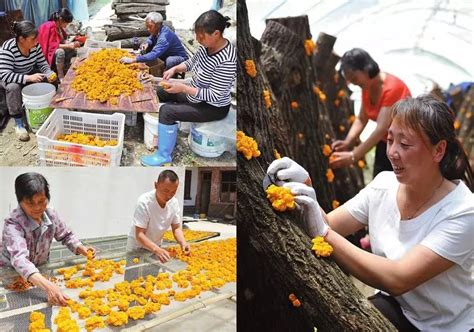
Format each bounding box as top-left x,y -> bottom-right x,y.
157,88 -> 229,125
373,140 -> 393,177
368,293 -> 419,331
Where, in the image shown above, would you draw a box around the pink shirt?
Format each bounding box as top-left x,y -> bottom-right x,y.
0,207 -> 82,279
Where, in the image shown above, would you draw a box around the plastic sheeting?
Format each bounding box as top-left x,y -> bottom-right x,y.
4,0 -> 60,27
247,0 -> 473,95
66,0 -> 89,24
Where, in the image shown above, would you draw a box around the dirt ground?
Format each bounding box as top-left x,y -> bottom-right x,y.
0,113 -> 235,166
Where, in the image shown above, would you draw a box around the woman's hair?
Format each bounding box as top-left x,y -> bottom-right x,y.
194,10 -> 231,34
49,8 -> 74,23
12,20 -> 38,40
340,48 -> 380,79
391,94 -> 473,190
157,170 -> 179,183
15,172 -> 50,203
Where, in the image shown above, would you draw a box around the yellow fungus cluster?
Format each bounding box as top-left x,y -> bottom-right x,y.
237,130 -> 261,160
107,311 -> 129,326
133,257 -> 140,264
263,89 -> 271,109
322,144 -> 332,157
29,311 -> 49,332
266,184 -> 295,212
56,132 -> 118,147
311,236 -> 333,257
85,316 -> 105,331
332,200 -> 340,210
49,239 -> 235,330
288,293 -> 301,307
348,115 -> 356,124
273,149 -> 281,159
127,306 -> 146,320
304,39 -> 315,56
290,101 -> 299,109
244,59 -> 257,78
54,307 -> 79,332
357,160 -> 366,169
312,86 -> 326,102
162,229 -> 215,242
48,72 -> 57,82
71,48 -> 143,103
326,169 -> 335,183
337,89 -> 346,98
454,120 -> 461,130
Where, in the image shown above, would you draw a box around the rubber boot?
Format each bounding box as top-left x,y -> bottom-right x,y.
141,123 -> 178,166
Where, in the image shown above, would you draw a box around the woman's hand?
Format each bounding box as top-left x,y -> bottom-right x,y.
162,81 -> 186,94
26,73 -> 45,83
266,157 -> 310,185
153,247 -> 171,263
285,182 -> 328,238
180,242 -> 191,256
45,281 -> 70,306
76,245 -> 96,259
163,68 -> 176,80
331,139 -> 351,152
329,151 -> 354,169
28,273 -> 69,306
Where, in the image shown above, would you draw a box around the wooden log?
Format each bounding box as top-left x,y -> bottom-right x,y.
237,1 -> 395,330
114,4 -> 166,15
113,0 -> 169,5
105,20 -> 174,41
117,12 -> 167,21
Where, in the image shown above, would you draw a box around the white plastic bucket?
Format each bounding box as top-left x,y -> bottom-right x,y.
188,123 -> 226,158
22,83 -> 56,132
143,112 -> 159,150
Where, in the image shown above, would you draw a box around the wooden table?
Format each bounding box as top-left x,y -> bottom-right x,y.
49,52 -> 159,113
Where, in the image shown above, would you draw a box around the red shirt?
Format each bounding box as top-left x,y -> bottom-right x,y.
38,21 -> 67,65
362,72 -> 411,122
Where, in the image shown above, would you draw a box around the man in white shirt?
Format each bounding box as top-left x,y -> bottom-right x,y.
127,169 -> 190,263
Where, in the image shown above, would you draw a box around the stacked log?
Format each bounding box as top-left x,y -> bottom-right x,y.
106,0 -> 170,45
111,0 -> 169,21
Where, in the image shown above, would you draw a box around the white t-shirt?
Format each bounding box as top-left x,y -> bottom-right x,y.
344,171 -> 473,331
127,190 -> 181,251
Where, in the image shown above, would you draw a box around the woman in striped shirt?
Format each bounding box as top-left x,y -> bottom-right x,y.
0,21 -> 56,142
141,10 -> 236,166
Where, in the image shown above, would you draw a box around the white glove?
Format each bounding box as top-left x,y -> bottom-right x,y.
120,57 -> 134,64
267,157 -> 310,185
285,182 -> 328,238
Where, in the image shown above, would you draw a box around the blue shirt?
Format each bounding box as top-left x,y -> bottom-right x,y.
136,25 -> 188,63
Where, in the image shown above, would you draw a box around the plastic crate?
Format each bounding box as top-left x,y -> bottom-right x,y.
36,109 -> 125,166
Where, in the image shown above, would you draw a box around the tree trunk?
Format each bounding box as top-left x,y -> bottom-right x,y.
237,1 -> 396,331
454,86 -> 474,169
312,32 -> 364,204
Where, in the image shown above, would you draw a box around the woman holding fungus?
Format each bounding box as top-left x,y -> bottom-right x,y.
0,172 -> 96,306
141,10 -> 236,166
267,95 -> 473,331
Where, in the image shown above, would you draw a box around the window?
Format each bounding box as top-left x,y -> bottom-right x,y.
184,170 -> 192,200
220,171 -> 236,202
